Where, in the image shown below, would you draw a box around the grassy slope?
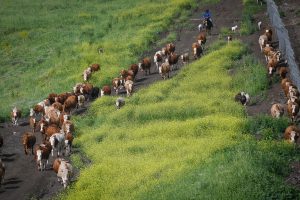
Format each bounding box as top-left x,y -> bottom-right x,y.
63,41 -> 299,200
0,0 -> 196,120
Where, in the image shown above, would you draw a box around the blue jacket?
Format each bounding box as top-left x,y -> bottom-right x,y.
203,11 -> 211,19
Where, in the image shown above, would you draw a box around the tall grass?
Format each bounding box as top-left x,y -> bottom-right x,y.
240,0 -> 264,35
0,0 -> 197,121
61,41 -> 299,199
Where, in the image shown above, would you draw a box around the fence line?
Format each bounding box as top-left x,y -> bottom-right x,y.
266,0 -> 300,88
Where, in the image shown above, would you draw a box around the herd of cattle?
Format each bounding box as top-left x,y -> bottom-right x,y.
1,8 -> 299,191
0,21 -> 211,190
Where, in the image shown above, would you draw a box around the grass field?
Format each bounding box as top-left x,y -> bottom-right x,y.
61,41 -> 299,199
0,0 -> 200,121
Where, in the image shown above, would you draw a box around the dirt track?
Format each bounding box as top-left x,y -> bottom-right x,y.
1,0 -> 299,199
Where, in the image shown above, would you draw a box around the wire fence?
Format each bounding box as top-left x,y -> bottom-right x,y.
266,0 -> 300,88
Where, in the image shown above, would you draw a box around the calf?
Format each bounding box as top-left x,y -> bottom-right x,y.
138,57 -> 151,76
101,85 -> 112,96
83,67 -> 92,82
270,103 -> 284,118
116,97 -> 125,109
11,106 -> 21,126
22,132 -> 36,155
235,92 -> 250,106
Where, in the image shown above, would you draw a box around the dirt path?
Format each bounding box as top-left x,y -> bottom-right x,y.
1,0 -> 287,199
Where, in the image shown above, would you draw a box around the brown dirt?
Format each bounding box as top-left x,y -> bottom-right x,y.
0,0 -> 299,199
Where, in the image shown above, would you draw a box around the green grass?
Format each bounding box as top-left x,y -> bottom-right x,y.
240,0 -> 264,35
0,0 -> 198,121
60,41 -> 299,199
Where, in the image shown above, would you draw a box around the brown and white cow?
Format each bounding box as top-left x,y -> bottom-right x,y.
11,107 -> 21,126
124,80 -> 134,97
112,77 -> 125,95
53,158 -> 73,188
64,132 -> 74,156
101,85 -> 112,96
22,132 -> 36,155
270,103 -> 284,118
287,100 -> 299,123
192,43 -> 203,59
35,142 -> 52,171
49,132 -> 65,157
284,125 -> 300,143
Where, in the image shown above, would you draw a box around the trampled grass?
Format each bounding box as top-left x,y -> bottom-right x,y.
0,0 -> 198,120
62,41 -> 299,199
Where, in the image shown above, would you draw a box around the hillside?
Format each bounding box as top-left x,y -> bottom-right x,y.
0,0 -> 300,199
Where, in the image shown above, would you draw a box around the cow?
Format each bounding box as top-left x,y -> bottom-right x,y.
162,43 -> 175,56
101,85 -> 112,96
192,42 -> 203,59
159,60 -> 171,80
83,67 -> 92,82
22,132 -> 36,155
154,51 -> 163,72
90,63 -> 100,72
270,103 -> 284,118
287,101 -> 299,122
49,132 -> 65,157
180,53 -> 189,65
129,64 -> 139,78
48,93 -> 58,105
112,78 -> 125,95
11,106 -> 21,126
284,125 -> 300,143
63,95 -> 77,114
197,32 -> 207,46
29,108 -> 37,133
53,158 -> 73,188
124,80 -> 134,97
77,95 -> 85,108
235,92 -> 250,106
64,132 -> 74,156
138,57 -> 151,76
90,87 -> 100,99
167,53 -> 180,71
35,142 -> 52,171
116,97 -> 125,109
62,120 -> 75,134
